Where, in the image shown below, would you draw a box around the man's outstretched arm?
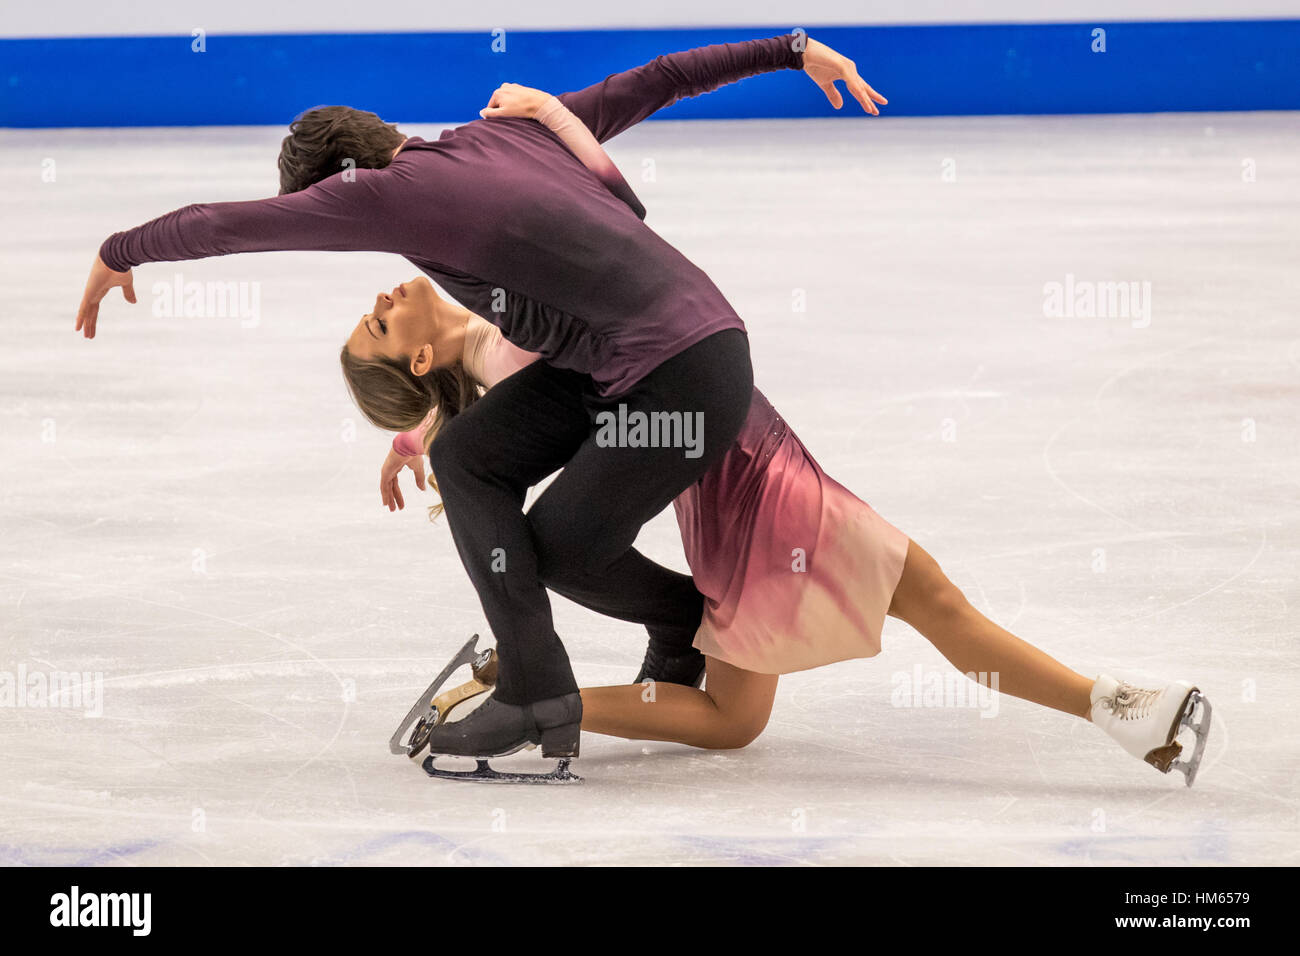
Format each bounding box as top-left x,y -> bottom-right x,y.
557,33 -> 886,144
76,172 -> 405,338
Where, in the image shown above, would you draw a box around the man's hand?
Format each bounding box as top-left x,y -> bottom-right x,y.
801,37 -> 887,115
76,255 -> 137,339
480,83 -> 553,120
381,448 -> 427,512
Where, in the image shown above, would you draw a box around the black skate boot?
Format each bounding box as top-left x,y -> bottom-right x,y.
634,641 -> 706,688
421,691 -> 583,785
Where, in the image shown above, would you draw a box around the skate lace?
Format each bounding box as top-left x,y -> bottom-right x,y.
1100,682 -> 1161,720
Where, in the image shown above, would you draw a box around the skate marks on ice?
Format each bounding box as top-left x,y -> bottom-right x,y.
0,677 -> 1265,865
1041,335 -> 1219,533
2,113 -> 1299,863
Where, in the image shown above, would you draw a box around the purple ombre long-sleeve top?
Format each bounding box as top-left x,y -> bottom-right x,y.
99,35 -> 806,396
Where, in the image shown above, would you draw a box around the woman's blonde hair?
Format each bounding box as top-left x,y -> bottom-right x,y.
339,348 -> 481,520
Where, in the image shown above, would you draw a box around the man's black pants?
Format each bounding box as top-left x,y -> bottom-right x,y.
428,329 -> 753,704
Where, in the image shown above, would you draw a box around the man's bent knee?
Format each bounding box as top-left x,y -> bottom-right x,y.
426,417 -> 471,483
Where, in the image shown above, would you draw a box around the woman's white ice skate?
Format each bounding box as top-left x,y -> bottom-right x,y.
1090,675 -> 1212,786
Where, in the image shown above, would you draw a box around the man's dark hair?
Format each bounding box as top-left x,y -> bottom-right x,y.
277,106 -> 406,195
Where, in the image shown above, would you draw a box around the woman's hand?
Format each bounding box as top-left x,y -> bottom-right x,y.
480,83 -> 554,120
801,37 -> 887,115
76,255 -> 137,339
380,448 -> 427,512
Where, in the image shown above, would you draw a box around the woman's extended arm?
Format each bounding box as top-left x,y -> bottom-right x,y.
481,84 -> 646,219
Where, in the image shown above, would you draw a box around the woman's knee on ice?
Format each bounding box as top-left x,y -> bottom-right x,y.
700,709 -> 770,750
692,691 -> 772,750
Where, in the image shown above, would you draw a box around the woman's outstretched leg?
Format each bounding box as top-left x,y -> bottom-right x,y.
580,656 -> 778,749
887,539 -> 1094,719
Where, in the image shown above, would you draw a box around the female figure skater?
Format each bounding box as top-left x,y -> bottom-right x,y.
346,86 -> 1212,786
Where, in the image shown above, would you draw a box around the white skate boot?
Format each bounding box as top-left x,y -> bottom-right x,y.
1090,675 -> 1212,787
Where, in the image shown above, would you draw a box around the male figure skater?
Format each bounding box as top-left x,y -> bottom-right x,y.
75,34 -> 886,773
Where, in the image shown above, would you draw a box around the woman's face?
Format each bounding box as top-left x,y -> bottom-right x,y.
345,276 -> 458,371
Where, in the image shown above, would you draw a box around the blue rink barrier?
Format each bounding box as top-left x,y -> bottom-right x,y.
2,20 -> 1298,128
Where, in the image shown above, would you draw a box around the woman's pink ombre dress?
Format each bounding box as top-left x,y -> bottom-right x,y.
672,389 -> 908,674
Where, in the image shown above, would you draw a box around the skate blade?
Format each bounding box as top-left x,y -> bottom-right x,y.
387,635 -> 482,756
1166,690 -> 1212,788
405,650 -> 501,759
421,756 -> 582,785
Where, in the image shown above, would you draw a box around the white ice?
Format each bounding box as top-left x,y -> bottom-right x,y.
1,112 -> 1297,865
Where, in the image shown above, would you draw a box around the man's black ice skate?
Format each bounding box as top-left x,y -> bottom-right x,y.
421,691 -> 584,785
634,641 -> 706,689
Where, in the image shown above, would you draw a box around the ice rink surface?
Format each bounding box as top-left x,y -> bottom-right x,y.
1,111 -> 1297,865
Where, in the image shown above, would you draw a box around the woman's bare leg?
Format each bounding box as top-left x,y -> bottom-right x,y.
580,656 -> 779,749
888,539 -> 1094,719
578,536 -> 1090,745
